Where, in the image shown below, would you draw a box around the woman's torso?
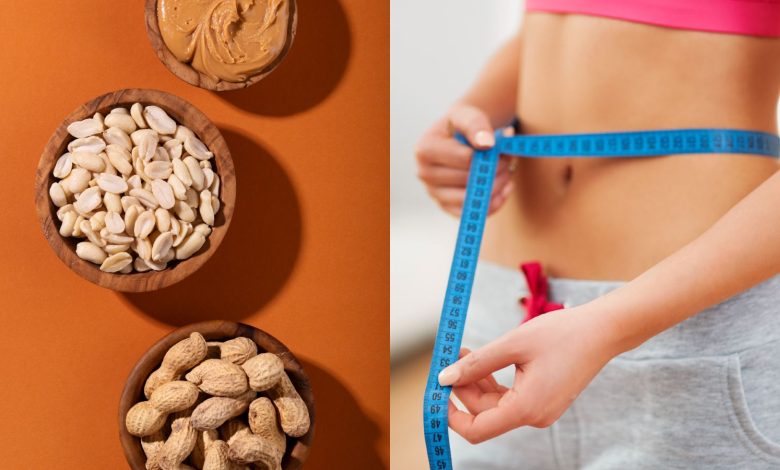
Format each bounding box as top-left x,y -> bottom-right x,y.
481,12 -> 780,280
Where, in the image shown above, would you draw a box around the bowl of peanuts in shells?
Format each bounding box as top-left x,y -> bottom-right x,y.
119,321 -> 315,470
34,88 -> 236,292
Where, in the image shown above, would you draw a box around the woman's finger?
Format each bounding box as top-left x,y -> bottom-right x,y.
419,149 -> 509,191
476,373 -> 508,394
495,155 -> 511,172
490,172 -> 512,197
449,389 -> 527,444
440,204 -> 462,216
452,384 -> 502,415
438,330 -> 520,387
487,181 -> 514,215
448,107 -> 495,149
458,349 -> 506,393
416,138 -> 473,169
428,171 -> 511,207
417,166 -> 470,186
439,178 -> 511,215
427,187 -> 466,206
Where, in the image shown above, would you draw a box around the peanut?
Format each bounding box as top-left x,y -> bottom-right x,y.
155,207 -> 172,232
68,135 -> 106,154
185,135 -> 214,161
147,161 -> 173,180
248,398 -> 286,457
174,231 -> 206,260
152,179 -> 176,209
105,127 -> 133,151
76,241 -> 107,265
145,332 -> 208,399
152,231 -> 175,262
131,103 -> 148,129
184,156 -> 206,191
268,374 -> 310,438
144,106 -> 178,135
100,252 -> 132,273
195,223 -> 213,237
72,151 -> 105,172
53,153 -> 73,178
164,139 -> 183,160
219,337 -> 257,365
202,440 -> 231,470
191,391 -> 255,430
105,111 -> 138,134
190,429 -> 219,469
97,173 -> 129,194
126,381 -> 199,437
133,129 -> 159,162
186,359 -> 249,397
141,430 -> 166,470
158,413 -> 198,470
227,434 -> 280,470
241,354 -> 284,392
220,418 -> 251,446
199,189 -> 215,226
67,117 -> 104,138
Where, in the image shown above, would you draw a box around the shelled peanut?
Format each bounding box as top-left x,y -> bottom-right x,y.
126,333 -> 310,470
50,103 -> 222,273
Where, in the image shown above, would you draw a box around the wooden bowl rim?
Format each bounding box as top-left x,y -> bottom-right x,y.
34,88 -> 236,292
118,321 -> 315,470
144,0 -> 298,91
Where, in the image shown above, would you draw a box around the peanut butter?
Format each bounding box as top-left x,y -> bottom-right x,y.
157,0 -> 290,83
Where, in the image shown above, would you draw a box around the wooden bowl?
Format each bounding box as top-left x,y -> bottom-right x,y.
144,0 -> 298,91
119,321 -> 315,469
34,88 -> 236,292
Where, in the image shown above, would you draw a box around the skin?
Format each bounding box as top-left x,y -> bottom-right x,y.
416,13 -> 780,443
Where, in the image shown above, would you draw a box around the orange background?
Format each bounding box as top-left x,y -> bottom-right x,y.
0,1 -> 388,468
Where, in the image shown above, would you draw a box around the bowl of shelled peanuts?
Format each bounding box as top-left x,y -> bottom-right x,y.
119,321 -> 315,470
34,88 -> 236,292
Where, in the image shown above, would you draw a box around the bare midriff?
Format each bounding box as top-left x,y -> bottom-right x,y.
481,12 -> 780,280
157,0 -> 290,83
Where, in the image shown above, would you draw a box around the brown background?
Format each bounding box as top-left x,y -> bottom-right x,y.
0,1 -> 388,468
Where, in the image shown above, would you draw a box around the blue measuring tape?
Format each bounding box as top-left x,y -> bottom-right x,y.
423,128 -> 780,470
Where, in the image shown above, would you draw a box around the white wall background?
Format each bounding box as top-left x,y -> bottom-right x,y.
390,1 -> 523,361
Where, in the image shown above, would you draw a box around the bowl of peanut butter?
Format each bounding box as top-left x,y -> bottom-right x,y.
145,0 -> 297,91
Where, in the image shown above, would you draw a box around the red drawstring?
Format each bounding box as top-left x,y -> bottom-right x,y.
519,262 -> 564,323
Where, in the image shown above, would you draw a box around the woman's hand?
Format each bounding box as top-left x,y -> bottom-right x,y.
438,306 -> 619,444
415,104 -> 514,216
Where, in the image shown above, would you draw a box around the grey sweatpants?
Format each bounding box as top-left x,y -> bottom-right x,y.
451,262 -> 780,469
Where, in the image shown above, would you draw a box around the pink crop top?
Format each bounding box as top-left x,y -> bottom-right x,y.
525,0 -> 780,37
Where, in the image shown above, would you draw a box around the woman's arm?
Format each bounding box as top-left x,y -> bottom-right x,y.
591,165 -> 780,353
440,164 -> 780,444
416,31 -> 522,215
455,30 -> 522,127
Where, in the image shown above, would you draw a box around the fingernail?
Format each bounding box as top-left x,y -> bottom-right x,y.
474,131 -> 495,148
438,366 -> 460,386
501,182 -> 514,198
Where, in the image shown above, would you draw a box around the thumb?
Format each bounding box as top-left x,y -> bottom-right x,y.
439,334 -> 518,387
449,106 -> 495,149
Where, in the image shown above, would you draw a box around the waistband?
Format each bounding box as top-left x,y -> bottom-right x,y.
475,261 -> 780,360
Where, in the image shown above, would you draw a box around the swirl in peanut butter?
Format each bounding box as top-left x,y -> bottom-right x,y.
158,0 -> 290,83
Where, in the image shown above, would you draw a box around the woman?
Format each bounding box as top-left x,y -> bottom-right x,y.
416,2 -> 780,468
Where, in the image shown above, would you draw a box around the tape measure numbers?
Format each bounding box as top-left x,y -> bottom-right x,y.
423,128 -> 780,470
